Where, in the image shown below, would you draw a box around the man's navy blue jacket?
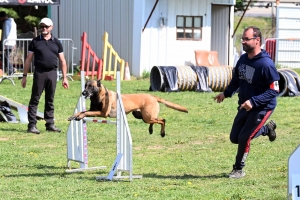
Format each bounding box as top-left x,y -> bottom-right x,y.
224,49 -> 280,111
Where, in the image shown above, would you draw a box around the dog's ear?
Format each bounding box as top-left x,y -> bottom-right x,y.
97,80 -> 101,87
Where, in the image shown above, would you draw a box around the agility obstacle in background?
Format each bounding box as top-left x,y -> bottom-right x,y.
150,65 -> 233,93
102,32 -> 125,80
277,68 -> 300,97
80,32 -> 103,80
66,71 -> 142,181
150,65 -> 300,97
79,32 -> 126,81
0,95 -> 44,123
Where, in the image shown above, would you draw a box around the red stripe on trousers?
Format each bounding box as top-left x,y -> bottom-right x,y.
245,110 -> 272,153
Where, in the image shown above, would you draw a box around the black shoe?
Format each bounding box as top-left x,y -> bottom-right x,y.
266,120 -> 276,142
46,125 -> 61,132
27,126 -> 40,134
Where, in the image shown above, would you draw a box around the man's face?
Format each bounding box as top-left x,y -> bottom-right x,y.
241,28 -> 259,53
39,23 -> 53,36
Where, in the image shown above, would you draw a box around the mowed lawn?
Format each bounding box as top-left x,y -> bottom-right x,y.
0,74 -> 299,200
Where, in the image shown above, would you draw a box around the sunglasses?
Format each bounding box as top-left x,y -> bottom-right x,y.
40,25 -> 51,29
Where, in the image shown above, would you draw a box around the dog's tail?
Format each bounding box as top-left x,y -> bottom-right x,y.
155,96 -> 188,113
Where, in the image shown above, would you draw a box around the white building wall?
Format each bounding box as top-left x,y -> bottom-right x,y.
140,0 -> 210,74
275,5 -> 300,68
140,0 -> 235,75
276,5 -> 300,38
49,0 -> 235,77
167,0 -> 211,65
50,0 -> 134,73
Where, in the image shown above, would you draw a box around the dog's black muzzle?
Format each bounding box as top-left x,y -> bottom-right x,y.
82,90 -> 92,99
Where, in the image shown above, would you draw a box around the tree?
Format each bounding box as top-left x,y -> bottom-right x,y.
235,0 -> 248,12
234,0 -> 256,12
0,6 -> 47,34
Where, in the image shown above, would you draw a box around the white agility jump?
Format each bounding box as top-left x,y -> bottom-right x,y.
66,71 -> 142,181
288,144 -> 300,199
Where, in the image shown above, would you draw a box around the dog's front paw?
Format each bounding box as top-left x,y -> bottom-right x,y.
74,116 -> 83,121
68,116 -> 76,121
68,115 -> 82,121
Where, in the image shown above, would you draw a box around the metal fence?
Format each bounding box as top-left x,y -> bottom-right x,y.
264,38 -> 300,68
0,38 -> 77,85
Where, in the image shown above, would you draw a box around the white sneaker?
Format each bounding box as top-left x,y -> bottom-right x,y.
228,168 -> 246,179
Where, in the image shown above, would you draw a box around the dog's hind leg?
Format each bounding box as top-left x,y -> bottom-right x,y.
144,118 -> 166,137
160,119 -> 166,137
149,124 -> 153,134
133,111 -> 153,134
139,103 -> 165,136
133,112 -> 155,135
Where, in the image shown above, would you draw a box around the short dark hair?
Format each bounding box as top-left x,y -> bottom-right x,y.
0,11 -> 7,17
244,26 -> 262,45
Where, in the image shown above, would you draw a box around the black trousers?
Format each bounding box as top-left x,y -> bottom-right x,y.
230,108 -> 274,170
28,69 -> 57,128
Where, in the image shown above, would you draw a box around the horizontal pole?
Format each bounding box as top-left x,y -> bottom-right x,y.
83,117 -> 116,125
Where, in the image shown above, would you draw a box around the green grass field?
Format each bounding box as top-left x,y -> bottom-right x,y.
0,74 -> 299,199
0,15 -> 297,200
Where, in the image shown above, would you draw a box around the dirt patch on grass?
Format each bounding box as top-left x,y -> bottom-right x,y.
134,145 -> 165,151
0,138 -> 9,141
147,145 -> 164,150
191,140 -> 204,145
134,146 -> 142,151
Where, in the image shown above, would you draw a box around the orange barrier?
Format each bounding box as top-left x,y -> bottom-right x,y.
80,32 -> 103,80
102,32 -> 125,80
194,50 -> 220,66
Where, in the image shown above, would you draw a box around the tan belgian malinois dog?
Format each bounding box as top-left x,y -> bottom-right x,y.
68,79 -> 188,137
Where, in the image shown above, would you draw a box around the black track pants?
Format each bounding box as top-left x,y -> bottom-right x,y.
229,108 -> 274,169
28,69 -> 57,128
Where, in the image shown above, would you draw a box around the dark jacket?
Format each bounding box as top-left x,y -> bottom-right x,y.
224,49 -> 280,111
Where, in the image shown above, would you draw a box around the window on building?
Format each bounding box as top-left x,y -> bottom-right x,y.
176,16 -> 202,40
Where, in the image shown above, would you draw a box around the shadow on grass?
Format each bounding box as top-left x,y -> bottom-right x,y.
2,164 -> 228,180
0,128 -> 27,132
135,88 -> 152,92
3,171 -> 228,183
2,164 -> 109,179
143,173 -> 228,179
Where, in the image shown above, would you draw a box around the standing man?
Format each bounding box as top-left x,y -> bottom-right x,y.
214,26 -> 280,179
0,11 -> 17,75
21,18 -> 69,134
